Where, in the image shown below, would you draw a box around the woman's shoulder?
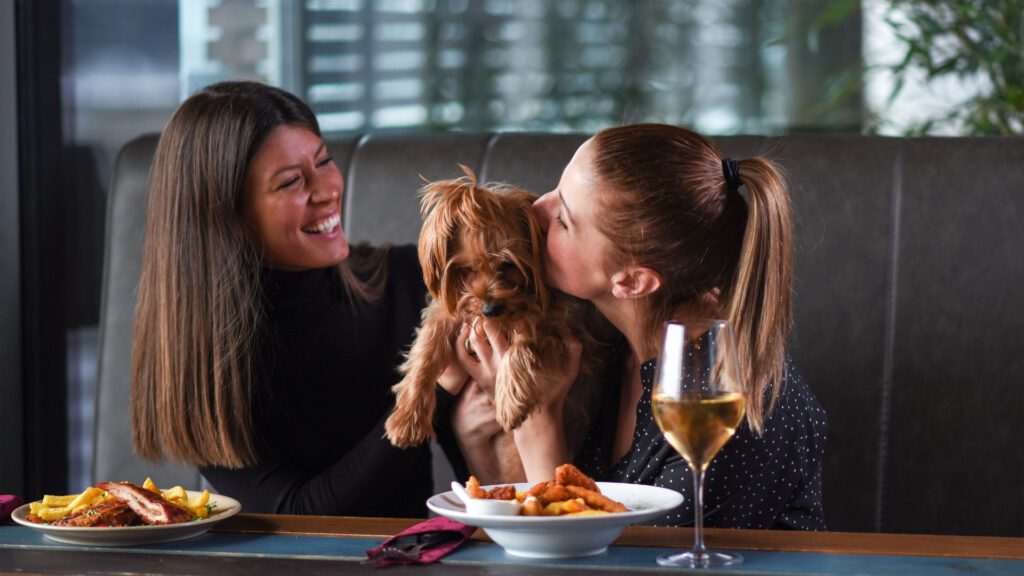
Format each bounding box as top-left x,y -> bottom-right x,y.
364,244 -> 426,313
385,244 -> 420,274
763,356 -> 827,431
345,243 -> 419,285
383,244 -> 424,294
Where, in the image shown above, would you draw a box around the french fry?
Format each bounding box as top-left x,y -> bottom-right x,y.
142,477 -> 160,494
65,487 -> 106,512
187,490 -> 211,519
31,506 -> 74,522
41,494 -> 76,507
142,477 -> 204,518
28,487 -> 109,521
541,497 -> 591,516
162,486 -> 187,502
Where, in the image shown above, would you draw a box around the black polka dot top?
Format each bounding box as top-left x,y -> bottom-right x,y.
575,351 -> 828,530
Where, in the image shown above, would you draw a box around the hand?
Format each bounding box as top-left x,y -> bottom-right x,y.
461,319 -> 508,399
437,363 -> 469,397
463,319 -> 583,412
451,379 -> 503,444
451,379 -> 505,483
437,325 -> 473,395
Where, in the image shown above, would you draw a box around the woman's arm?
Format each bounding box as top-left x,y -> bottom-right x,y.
450,380 -> 507,483
201,411 -> 432,516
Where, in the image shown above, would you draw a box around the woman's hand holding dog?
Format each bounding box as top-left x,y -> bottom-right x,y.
455,318 -> 584,482
448,323 -> 502,482
462,320 -> 504,398
462,319 -> 581,409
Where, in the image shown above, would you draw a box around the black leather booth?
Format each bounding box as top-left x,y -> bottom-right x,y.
95,132 -> 1024,536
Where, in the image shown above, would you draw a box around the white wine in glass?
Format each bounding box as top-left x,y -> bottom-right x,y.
651,320 -> 745,568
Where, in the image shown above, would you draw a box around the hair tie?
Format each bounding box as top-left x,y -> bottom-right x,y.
722,157 -> 742,191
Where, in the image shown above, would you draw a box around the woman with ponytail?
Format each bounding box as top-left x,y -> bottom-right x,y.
455,124 -> 826,529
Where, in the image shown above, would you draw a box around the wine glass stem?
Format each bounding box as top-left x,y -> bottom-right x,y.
692,465 -> 708,557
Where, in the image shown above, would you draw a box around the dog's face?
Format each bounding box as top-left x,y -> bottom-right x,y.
418,166 -> 548,330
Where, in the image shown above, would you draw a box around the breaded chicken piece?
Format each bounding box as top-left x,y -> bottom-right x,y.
465,475 -> 517,500
564,485 -> 627,513
524,481 -> 574,504
555,463 -> 599,492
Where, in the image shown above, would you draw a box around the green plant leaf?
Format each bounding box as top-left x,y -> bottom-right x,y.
883,0 -> 1024,135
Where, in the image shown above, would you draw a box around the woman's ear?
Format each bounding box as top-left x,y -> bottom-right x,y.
610,266 -> 662,299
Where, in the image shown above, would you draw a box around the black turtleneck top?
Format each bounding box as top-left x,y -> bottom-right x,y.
201,245 -> 453,517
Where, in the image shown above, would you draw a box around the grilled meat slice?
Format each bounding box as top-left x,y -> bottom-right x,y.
96,482 -> 193,525
52,499 -> 140,527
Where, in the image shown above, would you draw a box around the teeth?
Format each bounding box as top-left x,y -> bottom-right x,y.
303,213 -> 340,234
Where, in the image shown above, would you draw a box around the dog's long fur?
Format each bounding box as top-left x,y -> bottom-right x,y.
385,166 -> 596,451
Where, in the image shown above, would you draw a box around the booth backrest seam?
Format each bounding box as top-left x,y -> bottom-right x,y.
875,143 -> 903,532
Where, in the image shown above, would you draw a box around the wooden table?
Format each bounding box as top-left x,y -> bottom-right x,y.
2,515 -> 1022,575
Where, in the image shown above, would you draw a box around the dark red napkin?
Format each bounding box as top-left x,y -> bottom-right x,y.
365,516 -> 476,566
1,495 -> 23,522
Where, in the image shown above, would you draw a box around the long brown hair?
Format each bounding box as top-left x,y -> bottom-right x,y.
591,124 -> 793,433
132,81 -> 385,468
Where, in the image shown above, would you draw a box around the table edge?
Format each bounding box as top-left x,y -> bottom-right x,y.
209,515 -> 1023,560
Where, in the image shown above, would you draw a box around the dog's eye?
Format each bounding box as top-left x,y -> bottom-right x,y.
500,263 -> 526,286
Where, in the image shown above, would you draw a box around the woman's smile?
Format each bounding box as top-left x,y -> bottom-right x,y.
302,212 -> 341,235
243,124 -> 350,270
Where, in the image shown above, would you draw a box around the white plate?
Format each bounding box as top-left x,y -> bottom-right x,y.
427,482 -> 683,559
11,490 -> 241,546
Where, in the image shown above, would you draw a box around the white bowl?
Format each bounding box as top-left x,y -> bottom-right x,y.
465,498 -> 522,516
427,482 -> 683,559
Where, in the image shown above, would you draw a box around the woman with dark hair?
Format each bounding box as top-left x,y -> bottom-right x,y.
456,124 -> 827,529
131,81 -> 461,516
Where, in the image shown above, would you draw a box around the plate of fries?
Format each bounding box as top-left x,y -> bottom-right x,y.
427,480 -> 683,558
11,478 -> 241,546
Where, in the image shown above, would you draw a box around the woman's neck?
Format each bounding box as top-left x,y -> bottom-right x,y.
595,291 -> 724,365
594,298 -> 654,365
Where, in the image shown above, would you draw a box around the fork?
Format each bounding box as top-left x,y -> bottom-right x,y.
366,530 -> 462,564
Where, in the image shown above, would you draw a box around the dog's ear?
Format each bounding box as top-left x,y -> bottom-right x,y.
513,190 -> 549,313
438,260 -> 463,315
418,179 -> 458,297
417,167 -> 480,299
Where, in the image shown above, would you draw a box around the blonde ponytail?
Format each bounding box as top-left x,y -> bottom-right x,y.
725,157 -> 794,433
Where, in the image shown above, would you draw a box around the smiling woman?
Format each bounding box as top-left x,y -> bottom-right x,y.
129,81 -> 459,517
242,125 -> 350,270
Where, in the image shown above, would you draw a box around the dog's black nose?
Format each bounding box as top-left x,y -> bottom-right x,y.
482,302 -> 505,317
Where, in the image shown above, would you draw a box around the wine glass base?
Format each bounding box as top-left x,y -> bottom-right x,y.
657,550 -> 743,568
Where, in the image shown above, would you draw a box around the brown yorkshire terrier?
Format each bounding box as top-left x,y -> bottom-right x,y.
385,166 -> 596,450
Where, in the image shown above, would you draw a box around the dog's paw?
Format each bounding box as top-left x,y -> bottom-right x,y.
384,412 -> 423,448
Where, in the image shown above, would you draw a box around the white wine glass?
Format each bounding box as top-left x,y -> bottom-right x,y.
651,320 -> 746,568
